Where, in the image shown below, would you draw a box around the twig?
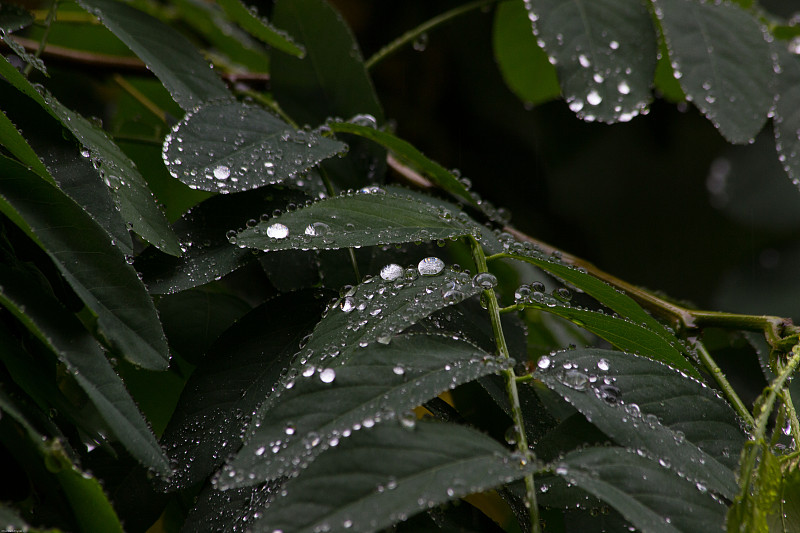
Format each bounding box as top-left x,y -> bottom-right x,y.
695,341 -> 754,426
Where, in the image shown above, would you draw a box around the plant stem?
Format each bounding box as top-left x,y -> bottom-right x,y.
695,341 -> 754,427
365,0 -> 502,70
469,237 -> 540,533
23,0 -> 58,77
113,74 -> 168,123
782,389 -> 800,448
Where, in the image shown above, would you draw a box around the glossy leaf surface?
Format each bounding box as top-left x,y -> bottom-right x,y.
221,333 -> 506,487
654,0 -> 772,143
162,101 -> 346,194
0,158 -> 170,370
250,420 -> 532,533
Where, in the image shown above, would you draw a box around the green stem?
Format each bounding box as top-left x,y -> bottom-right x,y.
113,74 -> 167,123
695,341 -> 755,427
24,0 -> 58,77
240,90 -> 298,128
469,237 -> 540,533
365,0 -> 502,70
782,389 -> 800,447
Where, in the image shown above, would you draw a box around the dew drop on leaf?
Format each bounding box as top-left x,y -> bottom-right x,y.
380,263 -> 403,281
213,165 -> 230,180
319,368 -> 336,383
587,90 -> 602,106
304,221 -> 330,236
340,296 -> 356,313
266,223 -> 289,239
537,355 -> 551,370
597,358 -> 610,371
472,272 -> 498,289
559,368 -> 589,390
418,257 -> 444,276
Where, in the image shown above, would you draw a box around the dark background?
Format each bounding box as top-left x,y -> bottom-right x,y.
332,0 -> 800,325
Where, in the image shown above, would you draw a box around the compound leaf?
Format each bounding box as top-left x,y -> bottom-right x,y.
250,420 -> 532,533
220,333 -> 506,487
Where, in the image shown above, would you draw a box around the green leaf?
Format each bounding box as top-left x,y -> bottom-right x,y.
161,100 -> 346,194
270,0 -> 383,127
535,348 -> 740,498
519,296 -> 697,377
495,247 -> 675,341
158,290 -> 329,491
328,122 -> 476,206
216,0 -> 305,57
0,55 -> 180,255
0,263 -> 169,475
524,0 -> 657,123
0,157 -> 170,370
493,0 -> 560,107
271,0 -> 385,190
137,186 -> 309,294
220,333 -> 506,487
249,420 -> 532,533
235,188 -> 478,251
0,107 -> 49,179
551,447 -> 728,533
0,3 -> 46,75
76,0 -> 231,111
773,45 -> 800,187
184,482 -> 275,533
653,0 -> 772,143
0,390 -> 123,533
766,462 -> 800,532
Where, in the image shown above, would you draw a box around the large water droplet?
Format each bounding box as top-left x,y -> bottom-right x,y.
418,257 -> 444,276
380,263 -> 403,281
319,368 -> 336,383
537,355 -> 551,370
213,165 -> 230,180
472,272 -> 498,290
304,221 -> 330,236
559,368 -> 589,390
267,223 -> 289,239
586,90 -> 602,106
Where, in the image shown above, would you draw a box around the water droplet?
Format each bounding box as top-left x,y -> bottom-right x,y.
617,80 -> 631,95
304,222 -> 330,236
418,257 -> 444,276
472,272 -> 498,289
586,90 -> 602,106
597,358 -> 610,371
609,40 -> 619,50
213,165 -> 230,180
578,54 -> 591,68
504,425 -> 519,445
553,287 -> 572,302
442,289 -> 464,305
515,284 -> 531,301
537,355 -> 551,370
267,223 -> 289,239
319,368 -> 336,383
399,411 -> 417,429
380,263 -> 403,281
559,368 -> 589,390
413,32 -> 429,52
340,297 -> 356,313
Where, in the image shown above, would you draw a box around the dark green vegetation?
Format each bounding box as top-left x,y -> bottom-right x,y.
0,0 -> 799,531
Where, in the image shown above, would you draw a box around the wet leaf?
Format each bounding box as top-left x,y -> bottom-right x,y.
653,0 -> 772,143
271,0 -> 385,190
328,122 -> 476,206
535,348 -> 740,499
0,3 -> 46,75
216,0 -> 304,57
551,446 -> 727,532
158,290 -> 329,491
493,0 -> 561,106
220,333 -> 506,487
773,45 -> 800,188
162,100 -> 345,194
77,0 -> 231,111
525,0 -> 657,123
137,186 -> 309,295
518,295 -> 697,378
0,157 -> 170,371
235,189 -> 477,251
0,55 -> 179,255
0,390 -> 124,533
0,107 -> 49,180
249,420 -> 532,533
0,263 -> 168,475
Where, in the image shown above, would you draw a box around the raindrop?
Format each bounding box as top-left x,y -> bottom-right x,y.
559,368 -> 589,390
213,165 -> 230,180
380,263 -> 403,281
578,54 -> 591,68
399,411 -> 417,429
597,358 -> 610,371
553,287 -> 572,302
319,368 -> 336,383
617,80 -> 631,95
304,222 -> 330,236
609,40 -> 619,50
340,297 -> 356,313
442,289 -> 463,305
515,284 -> 531,301
418,257 -> 444,276
537,355 -> 551,370
266,223 -> 289,239
504,425 -> 519,445
472,272 -> 498,290
412,32 -> 429,52
587,90 -> 602,106
597,383 -> 621,404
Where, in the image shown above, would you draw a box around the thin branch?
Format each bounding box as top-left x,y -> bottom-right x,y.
695,341 -> 754,426
386,156 -> 800,349
365,0 -> 502,70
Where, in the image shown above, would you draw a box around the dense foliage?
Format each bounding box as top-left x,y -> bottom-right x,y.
0,0 -> 799,532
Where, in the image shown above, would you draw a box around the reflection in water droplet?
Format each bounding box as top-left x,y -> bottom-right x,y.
609,40 -> 619,50
597,358 -> 610,371
340,296 -> 356,313
559,368 -> 589,390
319,368 -> 336,383
578,54 -> 591,68
304,222 -> 330,236
213,165 -> 230,180
587,90 -> 602,106
380,263 -> 403,281
472,272 -> 498,289
418,257 -> 444,276
267,223 -> 289,239
537,355 -> 551,370
617,80 -> 631,95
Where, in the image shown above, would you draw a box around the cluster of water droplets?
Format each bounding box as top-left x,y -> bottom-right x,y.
162,102 -> 345,194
